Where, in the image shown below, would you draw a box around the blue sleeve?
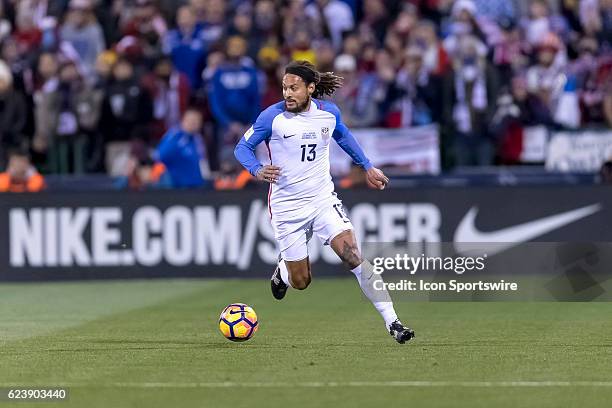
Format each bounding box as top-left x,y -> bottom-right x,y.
234,107 -> 277,176
327,102 -> 373,170
208,70 -> 233,129
157,129 -> 181,164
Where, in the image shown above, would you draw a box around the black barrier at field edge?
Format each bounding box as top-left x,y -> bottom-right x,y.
0,186 -> 609,281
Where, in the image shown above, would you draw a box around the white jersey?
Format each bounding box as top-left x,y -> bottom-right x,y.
235,98 -> 372,240
265,100 -> 337,220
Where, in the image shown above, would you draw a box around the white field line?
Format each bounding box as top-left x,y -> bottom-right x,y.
2,381 -> 612,388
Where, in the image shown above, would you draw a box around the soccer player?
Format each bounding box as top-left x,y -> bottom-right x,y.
234,61 -> 415,343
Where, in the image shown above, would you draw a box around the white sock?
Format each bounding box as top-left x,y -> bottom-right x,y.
351,261 -> 398,329
279,259 -> 293,288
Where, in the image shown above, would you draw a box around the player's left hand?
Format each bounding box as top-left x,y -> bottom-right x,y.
366,167 -> 389,190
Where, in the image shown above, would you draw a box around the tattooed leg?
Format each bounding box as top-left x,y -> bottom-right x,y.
330,229 -> 400,330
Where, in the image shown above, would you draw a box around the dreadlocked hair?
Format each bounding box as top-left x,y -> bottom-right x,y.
285,60 -> 344,98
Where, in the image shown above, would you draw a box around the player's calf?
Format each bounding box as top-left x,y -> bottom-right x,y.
286,258 -> 312,290
291,274 -> 311,290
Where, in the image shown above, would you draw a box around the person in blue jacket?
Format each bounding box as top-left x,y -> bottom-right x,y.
157,108 -> 209,188
163,5 -> 207,89
208,36 -> 261,170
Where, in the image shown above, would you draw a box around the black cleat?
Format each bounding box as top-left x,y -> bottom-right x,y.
389,319 -> 415,344
270,263 -> 288,300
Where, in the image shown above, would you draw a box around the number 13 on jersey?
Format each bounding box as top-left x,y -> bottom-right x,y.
300,144 -> 317,162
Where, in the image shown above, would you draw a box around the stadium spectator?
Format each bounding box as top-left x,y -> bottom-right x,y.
163,4 -> 206,89
360,0 -> 394,45
33,60 -> 101,173
33,52 -> 59,92
491,78 -> 531,164
339,44 -> 388,128
32,52 -> 59,162
314,40 -> 336,72
60,0 -> 106,75
411,20 -> 451,76
376,48 -> 403,127
0,3 -> 10,44
443,35 -> 499,166
526,33 -> 567,126
157,108 -> 209,188
257,45 -> 282,108
492,17 -> 526,80
202,49 -> 225,83
12,1 -> 43,56
208,36 -> 260,170
572,37 -> 600,88
195,0 -> 226,49
93,50 -> 116,88
521,0 -> 569,47
0,0 -> 608,178
114,140 -> 170,190
189,0 -> 208,24
383,30 -> 406,69
390,45 -> 442,127
2,36 -> 34,139
2,37 -> 30,94
228,4 -> 260,60
0,60 -> 27,169
120,0 -> 167,59
341,32 -> 361,59
0,149 -> 45,192
142,57 -> 191,140
597,0 -> 612,48
443,0 -> 487,58
39,16 -> 60,53
288,29 -> 317,64
100,57 -> 153,175
253,0 -> 279,47
283,0 -> 323,47
331,53 -> 376,127
570,36 -> 608,125
305,0 -> 355,51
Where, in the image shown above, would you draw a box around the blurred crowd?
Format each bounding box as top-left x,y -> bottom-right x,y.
0,0 -> 611,190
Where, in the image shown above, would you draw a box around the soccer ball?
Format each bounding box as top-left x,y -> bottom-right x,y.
218,303 -> 259,342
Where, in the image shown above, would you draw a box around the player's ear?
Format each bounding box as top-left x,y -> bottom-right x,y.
307,82 -> 315,95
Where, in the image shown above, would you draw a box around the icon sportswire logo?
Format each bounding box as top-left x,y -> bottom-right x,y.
454,204 -> 602,255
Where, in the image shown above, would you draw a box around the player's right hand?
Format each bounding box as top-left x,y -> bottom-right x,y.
256,165 -> 281,184
366,167 -> 389,190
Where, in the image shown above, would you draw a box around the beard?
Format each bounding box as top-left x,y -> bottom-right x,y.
285,97 -> 310,113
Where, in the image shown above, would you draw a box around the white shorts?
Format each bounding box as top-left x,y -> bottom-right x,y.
272,196 -> 353,262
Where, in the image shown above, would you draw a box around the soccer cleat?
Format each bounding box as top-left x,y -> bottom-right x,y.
270,263 -> 288,300
389,319 -> 415,344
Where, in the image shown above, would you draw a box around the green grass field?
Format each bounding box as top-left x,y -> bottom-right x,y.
1,278 -> 612,408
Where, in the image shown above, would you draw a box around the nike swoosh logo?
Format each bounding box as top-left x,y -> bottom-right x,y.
228,310 -> 244,315
454,204 -> 601,256
283,134 -> 296,139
